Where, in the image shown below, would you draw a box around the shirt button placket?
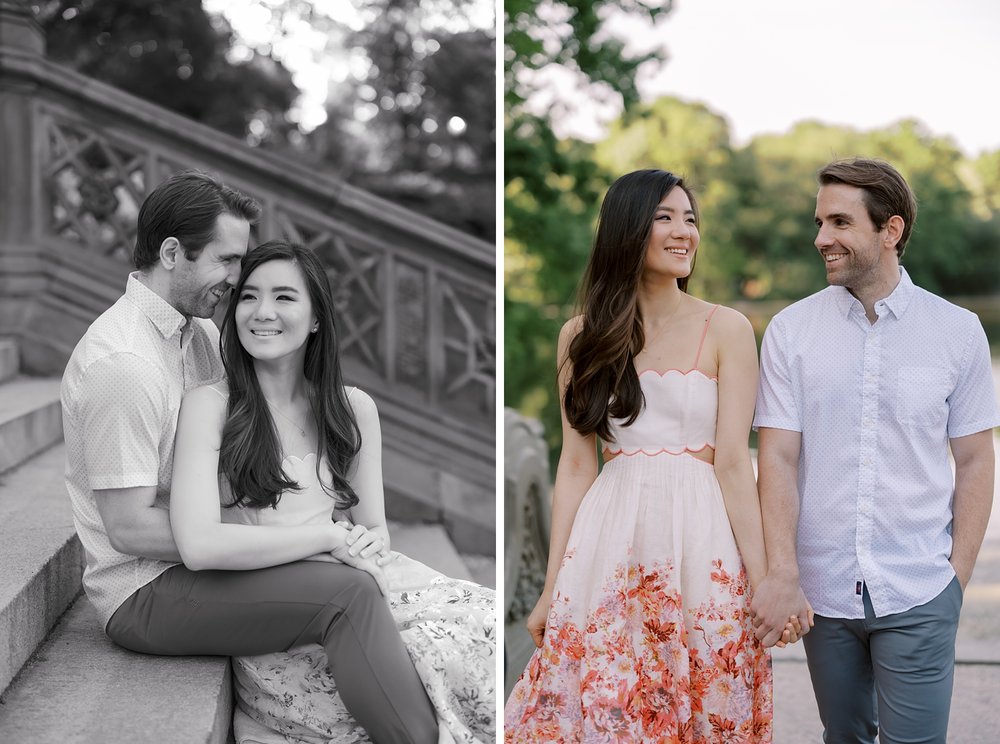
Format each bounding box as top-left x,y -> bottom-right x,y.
856,322 -> 880,606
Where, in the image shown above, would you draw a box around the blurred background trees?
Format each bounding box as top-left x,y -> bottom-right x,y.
33,0 -> 495,240
503,1 -> 1000,463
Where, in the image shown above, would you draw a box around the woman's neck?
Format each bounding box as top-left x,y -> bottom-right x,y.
253,359 -> 309,406
637,277 -> 684,322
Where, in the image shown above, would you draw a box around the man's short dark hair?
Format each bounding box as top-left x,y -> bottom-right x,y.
133,171 -> 261,270
818,158 -> 917,258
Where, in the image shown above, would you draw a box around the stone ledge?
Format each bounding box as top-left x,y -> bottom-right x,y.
0,443 -> 82,695
0,597 -> 233,744
0,337 -> 17,384
0,376 -> 62,474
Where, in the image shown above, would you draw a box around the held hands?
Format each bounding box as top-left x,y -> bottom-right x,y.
750,573 -> 815,648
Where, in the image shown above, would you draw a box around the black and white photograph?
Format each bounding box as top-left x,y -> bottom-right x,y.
0,0 -> 495,741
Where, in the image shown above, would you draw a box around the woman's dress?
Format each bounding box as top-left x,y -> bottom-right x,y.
223,453 -> 496,744
504,311 -> 772,742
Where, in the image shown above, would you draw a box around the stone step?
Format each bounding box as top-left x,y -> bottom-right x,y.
0,443 -> 83,696
0,337 -> 18,384
383,448 -> 495,557
390,521 -> 474,582
0,596 -> 232,744
0,376 -> 62,474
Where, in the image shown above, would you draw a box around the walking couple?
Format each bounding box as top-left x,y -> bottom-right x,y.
505,158 -> 998,743
62,171 -> 495,744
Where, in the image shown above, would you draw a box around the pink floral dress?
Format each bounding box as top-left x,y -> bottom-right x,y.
505,309 -> 772,743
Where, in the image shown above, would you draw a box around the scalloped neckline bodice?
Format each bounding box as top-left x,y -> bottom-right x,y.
604,368 -> 718,456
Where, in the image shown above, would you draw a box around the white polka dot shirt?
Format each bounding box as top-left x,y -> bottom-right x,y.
61,273 -> 225,628
754,268 -> 1000,619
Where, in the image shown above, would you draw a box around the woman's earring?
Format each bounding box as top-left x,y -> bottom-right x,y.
311,325 -> 319,333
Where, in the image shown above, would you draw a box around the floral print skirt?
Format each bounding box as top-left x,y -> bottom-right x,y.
233,554 -> 496,744
505,454 -> 772,743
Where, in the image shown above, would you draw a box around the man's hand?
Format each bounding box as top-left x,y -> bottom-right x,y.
750,573 -> 814,648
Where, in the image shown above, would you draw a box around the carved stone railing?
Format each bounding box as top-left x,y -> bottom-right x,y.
503,407 -> 551,694
0,1 -> 494,530
504,408 -> 551,621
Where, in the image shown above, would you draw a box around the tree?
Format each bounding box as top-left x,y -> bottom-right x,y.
504,0 -> 674,458
34,0 -> 300,146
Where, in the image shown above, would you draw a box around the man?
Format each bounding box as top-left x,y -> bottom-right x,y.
751,158 -> 998,743
61,170 -> 437,743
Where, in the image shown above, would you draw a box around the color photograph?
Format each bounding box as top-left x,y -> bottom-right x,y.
504,1 -> 1000,741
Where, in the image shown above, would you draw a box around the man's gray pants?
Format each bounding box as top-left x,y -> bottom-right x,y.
803,577 -> 963,744
106,561 -> 438,744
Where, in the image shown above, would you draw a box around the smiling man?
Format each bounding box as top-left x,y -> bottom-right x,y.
749,158 -> 999,744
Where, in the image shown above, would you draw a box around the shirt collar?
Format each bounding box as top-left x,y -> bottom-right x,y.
833,266 -> 915,320
125,272 -> 188,340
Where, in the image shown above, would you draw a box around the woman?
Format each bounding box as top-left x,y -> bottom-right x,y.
170,240 -> 495,744
504,170 -> 799,742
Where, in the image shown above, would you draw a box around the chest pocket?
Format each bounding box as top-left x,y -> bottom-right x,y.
896,366 -> 952,428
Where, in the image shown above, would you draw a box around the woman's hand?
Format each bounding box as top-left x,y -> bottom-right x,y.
328,523 -> 390,596
526,592 -> 552,648
773,606 -> 816,647
337,520 -> 395,566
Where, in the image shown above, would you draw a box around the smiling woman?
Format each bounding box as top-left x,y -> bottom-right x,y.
504,169 -> 788,742
168,240 -> 497,742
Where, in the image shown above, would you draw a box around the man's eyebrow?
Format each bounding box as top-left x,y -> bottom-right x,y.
816,211 -> 853,222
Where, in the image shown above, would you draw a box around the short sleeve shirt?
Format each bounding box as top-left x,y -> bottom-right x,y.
754,268 -> 1000,618
61,274 -> 224,628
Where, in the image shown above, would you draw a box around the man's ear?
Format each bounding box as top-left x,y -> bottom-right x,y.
883,215 -> 904,253
159,237 -> 181,270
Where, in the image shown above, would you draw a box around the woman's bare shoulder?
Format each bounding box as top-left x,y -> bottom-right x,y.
559,314 -> 585,342
183,379 -> 229,406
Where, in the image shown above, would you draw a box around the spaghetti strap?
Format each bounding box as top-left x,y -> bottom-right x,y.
692,305 -> 720,369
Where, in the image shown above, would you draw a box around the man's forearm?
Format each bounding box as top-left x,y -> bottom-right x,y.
112,506 -> 183,562
950,433 -> 995,588
757,450 -> 801,577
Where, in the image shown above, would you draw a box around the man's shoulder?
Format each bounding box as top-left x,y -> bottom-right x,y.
770,286 -> 839,326
909,283 -> 978,321
62,296 -> 166,398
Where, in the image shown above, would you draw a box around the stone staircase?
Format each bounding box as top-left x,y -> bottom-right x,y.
0,337 -> 493,743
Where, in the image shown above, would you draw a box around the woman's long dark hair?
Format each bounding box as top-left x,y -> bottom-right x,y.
563,169 -> 700,440
219,240 -> 361,510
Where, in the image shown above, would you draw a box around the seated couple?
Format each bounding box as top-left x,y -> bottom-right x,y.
61,171 -> 495,744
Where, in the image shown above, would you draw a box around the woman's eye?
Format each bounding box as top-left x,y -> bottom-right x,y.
238,293 -> 254,301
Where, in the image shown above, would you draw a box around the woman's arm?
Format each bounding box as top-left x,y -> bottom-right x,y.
711,308 -> 768,590
526,316 -> 599,647
169,384 -> 347,570
338,388 -> 393,560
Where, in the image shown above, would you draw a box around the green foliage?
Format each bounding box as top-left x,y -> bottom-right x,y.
507,81 -> 1000,461
504,0 -> 672,455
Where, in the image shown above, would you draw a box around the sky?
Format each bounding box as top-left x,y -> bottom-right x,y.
577,0 -> 1000,157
